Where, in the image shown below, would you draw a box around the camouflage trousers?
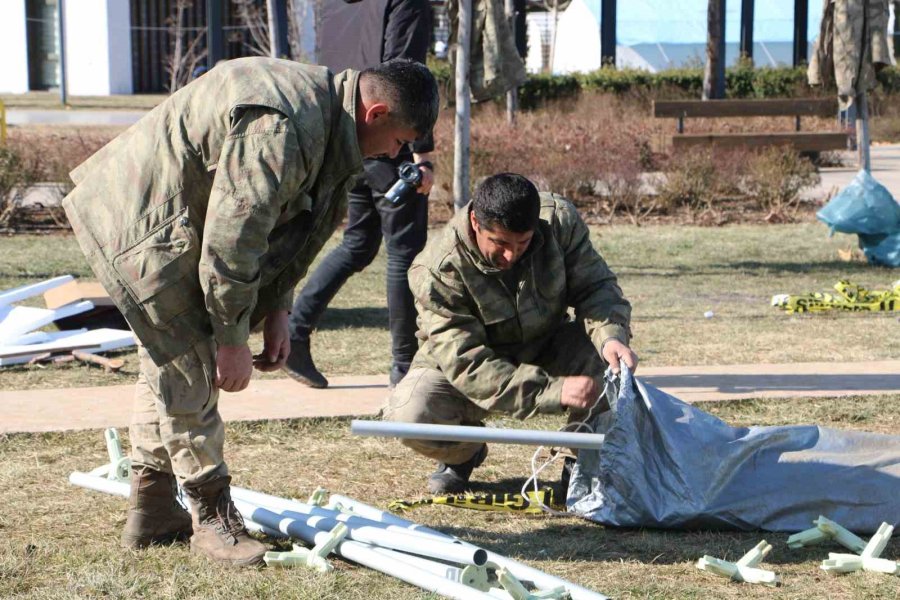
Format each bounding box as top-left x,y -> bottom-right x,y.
129,338 -> 228,487
382,322 -> 607,465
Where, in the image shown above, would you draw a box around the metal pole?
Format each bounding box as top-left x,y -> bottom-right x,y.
857,93 -> 871,172
740,0 -> 754,61
267,0 -> 288,58
206,0 -> 224,69
793,0 -> 808,66
58,0 -> 67,106
453,0 -> 472,210
600,0 -> 616,67
505,0 -> 517,126
350,420 -> 607,449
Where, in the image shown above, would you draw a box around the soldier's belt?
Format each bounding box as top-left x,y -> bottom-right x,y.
771,280 -> 900,314
389,487 -> 561,514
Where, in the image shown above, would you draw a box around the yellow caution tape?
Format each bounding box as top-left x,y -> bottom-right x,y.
771,280 -> 900,314
389,487 -> 561,514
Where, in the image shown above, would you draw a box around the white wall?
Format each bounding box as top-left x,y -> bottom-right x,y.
65,0 -> 132,95
0,1 -> 30,93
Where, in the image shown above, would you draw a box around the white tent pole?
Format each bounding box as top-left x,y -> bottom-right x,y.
453,0 -> 472,210
326,494 -> 610,600
351,420 -> 606,449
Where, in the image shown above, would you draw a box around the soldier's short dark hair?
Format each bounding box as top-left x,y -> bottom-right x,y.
361,58 -> 439,138
472,173 -> 541,233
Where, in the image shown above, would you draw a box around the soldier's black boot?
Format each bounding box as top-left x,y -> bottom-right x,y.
388,362 -> 409,389
282,336 -> 328,389
427,444 -> 488,494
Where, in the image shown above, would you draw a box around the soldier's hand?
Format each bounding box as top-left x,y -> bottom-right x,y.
216,344 -> 253,392
254,310 -> 291,372
602,339 -> 639,374
416,164 -> 434,195
561,376 -> 600,410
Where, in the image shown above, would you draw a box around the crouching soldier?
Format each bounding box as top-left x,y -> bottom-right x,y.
63,57 -> 438,566
383,173 -> 637,493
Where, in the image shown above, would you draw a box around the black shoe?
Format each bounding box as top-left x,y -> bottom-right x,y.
427,444 -> 488,494
388,363 -> 409,389
282,338 -> 328,388
559,456 -> 577,502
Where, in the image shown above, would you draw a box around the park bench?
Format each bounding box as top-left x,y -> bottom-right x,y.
652,97 -> 850,153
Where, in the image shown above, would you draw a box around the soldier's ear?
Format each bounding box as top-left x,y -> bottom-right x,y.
363,103 -> 390,126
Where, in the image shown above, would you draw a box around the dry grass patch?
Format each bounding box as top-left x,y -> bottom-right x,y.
1,395 -> 897,599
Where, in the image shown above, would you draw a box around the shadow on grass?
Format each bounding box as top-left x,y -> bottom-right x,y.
717,260 -> 878,274
317,307 -> 390,331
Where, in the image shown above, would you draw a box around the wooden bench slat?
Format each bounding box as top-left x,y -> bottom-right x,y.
654,98 -> 839,119
670,132 -> 849,152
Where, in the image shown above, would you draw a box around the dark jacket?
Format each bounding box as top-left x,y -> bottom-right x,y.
319,0 -> 434,191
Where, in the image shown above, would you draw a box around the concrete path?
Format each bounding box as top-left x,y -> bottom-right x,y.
6,109 -> 147,127
2,361 -> 898,434
801,144 -> 900,201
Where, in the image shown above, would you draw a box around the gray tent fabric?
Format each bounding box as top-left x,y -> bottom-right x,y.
808,0 -> 892,109
567,365 -> 900,533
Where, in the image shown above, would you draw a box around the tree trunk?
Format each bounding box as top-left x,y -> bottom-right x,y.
702,0 -> 725,100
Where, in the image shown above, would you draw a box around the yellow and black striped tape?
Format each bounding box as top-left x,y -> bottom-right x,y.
389,487 -> 561,514
772,280 -> 900,314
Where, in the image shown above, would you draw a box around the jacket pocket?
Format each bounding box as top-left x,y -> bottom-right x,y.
113,205 -> 203,328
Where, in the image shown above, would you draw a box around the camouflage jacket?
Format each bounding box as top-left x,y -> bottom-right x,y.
409,194 -> 631,418
63,58 -> 363,365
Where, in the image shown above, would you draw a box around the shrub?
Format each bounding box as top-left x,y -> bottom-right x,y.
0,145 -> 39,228
743,147 -> 820,221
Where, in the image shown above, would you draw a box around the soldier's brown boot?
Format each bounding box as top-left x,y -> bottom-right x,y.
184,476 -> 267,568
120,466 -> 193,549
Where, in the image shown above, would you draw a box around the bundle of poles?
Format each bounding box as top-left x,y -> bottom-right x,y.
69,428 -> 608,600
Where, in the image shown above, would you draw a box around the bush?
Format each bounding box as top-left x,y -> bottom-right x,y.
427,55 -> 900,108
0,145 -> 39,228
744,147 -> 820,221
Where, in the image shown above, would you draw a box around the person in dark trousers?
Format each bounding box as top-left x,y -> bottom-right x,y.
284,0 -> 435,388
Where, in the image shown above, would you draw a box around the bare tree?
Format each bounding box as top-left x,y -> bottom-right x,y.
165,0 -> 207,92
233,0 -> 271,57
235,0 -> 318,61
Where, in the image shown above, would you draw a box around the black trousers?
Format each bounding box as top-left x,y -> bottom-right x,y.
289,178 -> 428,370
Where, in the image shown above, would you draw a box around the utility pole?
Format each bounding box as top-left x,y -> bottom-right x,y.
505,0 -> 517,125
58,0 -> 68,106
267,0 -> 289,59
207,0 -> 224,69
793,0 -> 808,66
740,0 -> 754,61
453,0 -> 472,210
600,0 -> 616,67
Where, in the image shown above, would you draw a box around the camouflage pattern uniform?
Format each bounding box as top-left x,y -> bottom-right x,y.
63,58 -> 363,487
808,0 -> 892,109
383,194 -> 631,464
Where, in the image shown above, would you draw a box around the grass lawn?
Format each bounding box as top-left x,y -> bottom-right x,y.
1,399 -> 897,599
0,222 -> 896,390
0,223 -> 897,598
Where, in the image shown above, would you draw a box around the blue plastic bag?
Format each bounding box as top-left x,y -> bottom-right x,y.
859,231 -> 900,267
817,170 -> 900,235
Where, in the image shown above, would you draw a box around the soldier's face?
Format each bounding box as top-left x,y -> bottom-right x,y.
470,212 -> 534,270
358,103 -> 418,159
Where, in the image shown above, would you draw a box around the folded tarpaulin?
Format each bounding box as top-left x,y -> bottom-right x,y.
567,365 -> 900,533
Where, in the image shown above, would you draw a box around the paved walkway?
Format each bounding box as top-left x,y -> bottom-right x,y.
6,109 -> 147,126
801,144 -> 900,201
2,361 -> 898,434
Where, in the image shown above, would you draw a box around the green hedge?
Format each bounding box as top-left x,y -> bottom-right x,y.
428,59 -> 900,109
